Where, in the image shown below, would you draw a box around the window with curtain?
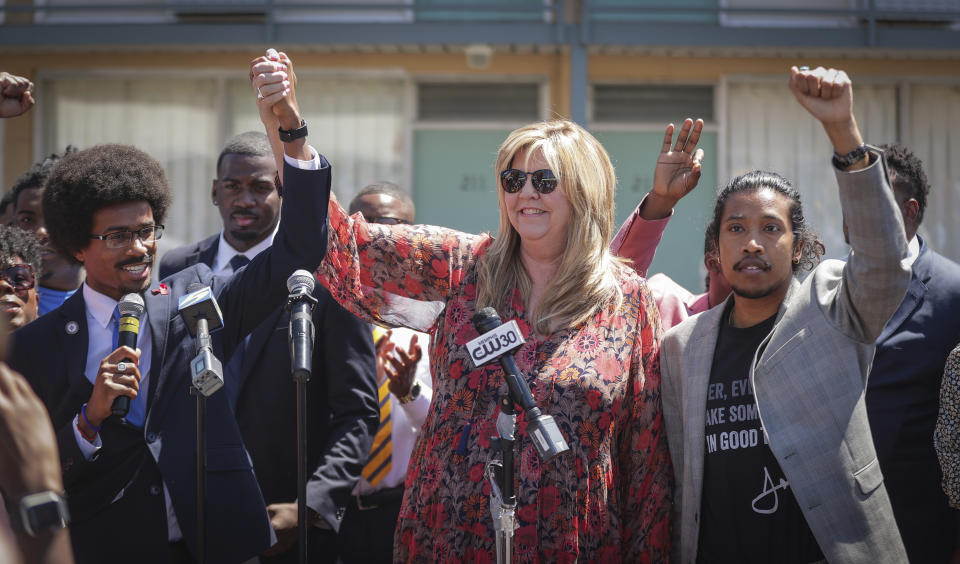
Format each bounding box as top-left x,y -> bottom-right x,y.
39,75 -> 221,251
38,73 -> 406,252
227,76 -> 406,207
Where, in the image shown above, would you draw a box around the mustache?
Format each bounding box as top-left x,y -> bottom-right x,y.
230,210 -> 259,218
116,255 -> 154,269
733,257 -> 772,271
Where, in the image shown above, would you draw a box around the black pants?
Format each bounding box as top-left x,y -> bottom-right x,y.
338,496 -> 403,564
260,528 -> 339,564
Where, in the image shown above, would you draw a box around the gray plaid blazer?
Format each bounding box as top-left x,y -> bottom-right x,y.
661,151 -> 911,564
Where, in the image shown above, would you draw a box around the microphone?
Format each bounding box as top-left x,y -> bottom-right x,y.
470,307 -> 569,462
178,283 -> 224,396
111,293 -> 145,418
286,270 -> 318,382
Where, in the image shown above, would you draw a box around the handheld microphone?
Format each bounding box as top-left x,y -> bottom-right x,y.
178,283 -> 224,396
470,307 -> 570,462
286,270 -> 318,382
111,293 -> 145,418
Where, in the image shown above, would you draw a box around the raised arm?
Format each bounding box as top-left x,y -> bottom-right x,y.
790,66 -> 909,342
252,51 -> 490,332
213,50 -> 331,356
612,119 -> 705,276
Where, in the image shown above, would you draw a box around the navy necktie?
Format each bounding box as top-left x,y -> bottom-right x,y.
229,254 -> 250,272
226,254 -> 250,392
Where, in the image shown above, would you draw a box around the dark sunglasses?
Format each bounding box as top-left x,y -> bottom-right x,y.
0,264 -> 35,291
499,169 -> 558,194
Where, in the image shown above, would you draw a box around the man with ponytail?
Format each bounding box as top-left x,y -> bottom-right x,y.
660,67 -> 910,563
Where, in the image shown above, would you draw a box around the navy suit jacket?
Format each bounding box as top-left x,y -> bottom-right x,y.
159,201 -> 378,544
866,236 -> 960,563
8,160 -> 331,564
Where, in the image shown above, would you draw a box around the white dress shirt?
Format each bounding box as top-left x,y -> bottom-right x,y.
211,224 -> 278,276
71,283 -> 185,541
353,327 -> 433,494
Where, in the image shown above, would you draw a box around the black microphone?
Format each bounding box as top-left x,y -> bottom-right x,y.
178,283 -> 224,396
111,293 -> 144,418
286,270 -> 318,382
471,307 -> 570,462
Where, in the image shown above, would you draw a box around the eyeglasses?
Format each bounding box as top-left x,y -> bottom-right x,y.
89,225 -> 164,249
367,216 -> 411,226
0,264 -> 35,291
499,169 -> 558,194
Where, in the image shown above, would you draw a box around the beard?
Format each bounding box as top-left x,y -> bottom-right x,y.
118,276 -> 152,298
116,255 -> 154,296
730,271 -> 794,300
229,229 -> 264,242
731,283 -> 781,300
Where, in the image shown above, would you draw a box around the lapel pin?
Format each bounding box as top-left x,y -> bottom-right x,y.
151,283 -> 169,296
65,321 -> 79,335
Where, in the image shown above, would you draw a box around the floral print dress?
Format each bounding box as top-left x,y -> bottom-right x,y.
936,343 -> 960,509
316,196 -> 673,562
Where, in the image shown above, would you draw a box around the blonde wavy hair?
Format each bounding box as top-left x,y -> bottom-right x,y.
477,120 -> 624,335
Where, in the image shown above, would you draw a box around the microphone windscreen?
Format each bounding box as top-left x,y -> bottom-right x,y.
286,269 -> 315,294
472,307 -> 501,333
118,293 -> 145,318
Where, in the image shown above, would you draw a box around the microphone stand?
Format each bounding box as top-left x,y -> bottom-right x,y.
486,396 -> 517,564
191,316 -> 210,564
286,290 -> 318,564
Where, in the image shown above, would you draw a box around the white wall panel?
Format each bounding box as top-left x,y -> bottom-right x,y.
906,84 -> 960,260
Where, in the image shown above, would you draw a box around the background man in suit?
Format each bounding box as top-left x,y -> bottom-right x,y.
7,51 -> 333,563
160,131 -> 379,563
337,182 -> 433,563
660,66 -> 910,563
858,144 -> 960,563
159,132 -> 280,278
8,148 -> 85,315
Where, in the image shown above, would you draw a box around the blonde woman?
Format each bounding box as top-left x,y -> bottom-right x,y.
318,120 -> 707,563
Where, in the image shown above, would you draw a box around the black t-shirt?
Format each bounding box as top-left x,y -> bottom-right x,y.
696,308 -> 824,564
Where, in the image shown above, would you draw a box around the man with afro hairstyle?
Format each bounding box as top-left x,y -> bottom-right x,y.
7,54 -> 332,564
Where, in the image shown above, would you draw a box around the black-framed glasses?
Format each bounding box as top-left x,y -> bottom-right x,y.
367,216 -> 411,226
499,169 -> 558,194
0,264 -> 35,291
89,225 -> 164,249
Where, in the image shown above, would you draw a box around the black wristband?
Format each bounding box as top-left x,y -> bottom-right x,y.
278,120 -> 308,143
832,143 -> 868,169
